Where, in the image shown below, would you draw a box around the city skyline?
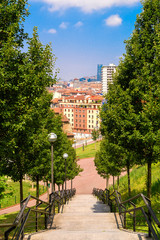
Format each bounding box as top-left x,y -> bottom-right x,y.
26,0 -> 143,81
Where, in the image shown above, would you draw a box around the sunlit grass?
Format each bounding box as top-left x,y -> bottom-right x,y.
109,162 -> 160,234
76,141 -> 100,159
0,178 -> 47,209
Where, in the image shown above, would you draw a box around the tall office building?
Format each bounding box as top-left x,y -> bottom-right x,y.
101,64 -> 117,95
97,64 -> 103,81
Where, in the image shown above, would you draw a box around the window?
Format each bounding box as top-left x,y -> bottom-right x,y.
79,120 -> 81,123
72,119 -> 73,122
92,125 -> 94,128
83,115 -> 85,117
79,124 -> 81,127
89,125 -> 90,128
92,120 -> 94,123
83,110 -> 85,113
76,115 -> 78,117
76,124 -> 78,127
72,114 -> 73,117
89,115 -> 90,118
83,120 -> 85,123
65,109 -> 66,112
89,110 -> 90,113
72,124 -> 73,126
68,109 -> 70,112
79,110 -> 81,112
89,120 -> 90,123
83,125 -> 85,128
79,115 -> 81,117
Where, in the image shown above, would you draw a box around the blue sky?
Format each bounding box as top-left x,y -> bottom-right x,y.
25,0 -> 142,81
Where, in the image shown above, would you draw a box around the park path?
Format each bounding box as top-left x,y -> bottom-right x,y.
26,194 -> 149,240
0,157 -> 107,215
0,157 -> 118,215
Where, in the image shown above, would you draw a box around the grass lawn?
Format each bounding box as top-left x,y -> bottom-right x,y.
109,162 -> 160,233
76,141 -> 100,159
0,178 -> 47,209
0,204 -> 58,239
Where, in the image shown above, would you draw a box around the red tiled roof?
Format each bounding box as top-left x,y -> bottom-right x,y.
62,115 -> 69,123
53,107 -> 62,114
51,98 -> 59,103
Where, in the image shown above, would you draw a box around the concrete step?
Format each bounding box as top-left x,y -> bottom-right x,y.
25,194 -> 152,240
25,229 -> 150,240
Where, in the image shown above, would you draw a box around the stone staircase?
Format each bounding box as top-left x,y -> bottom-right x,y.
26,194 -> 151,240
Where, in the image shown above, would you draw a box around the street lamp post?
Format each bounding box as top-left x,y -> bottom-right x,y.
72,139 -> 77,190
48,133 -> 57,193
63,153 -> 68,194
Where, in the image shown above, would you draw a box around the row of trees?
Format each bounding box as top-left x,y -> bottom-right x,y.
95,0 -> 160,198
0,0 -> 80,203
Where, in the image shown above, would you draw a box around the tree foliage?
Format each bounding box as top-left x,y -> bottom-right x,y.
98,0 -> 160,198
0,0 -> 80,203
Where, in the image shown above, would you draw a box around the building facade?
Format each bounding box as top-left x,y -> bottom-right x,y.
97,64 -> 103,82
51,95 -> 103,137
101,64 -> 117,95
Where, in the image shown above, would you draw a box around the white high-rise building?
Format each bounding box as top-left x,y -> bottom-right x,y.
101,64 -> 117,95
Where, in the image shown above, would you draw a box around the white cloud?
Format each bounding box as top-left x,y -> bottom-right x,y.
74,21 -> 83,28
105,14 -> 122,26
31,0 -> 140,13
48,28 -> 57,34
59,22 -> 68,29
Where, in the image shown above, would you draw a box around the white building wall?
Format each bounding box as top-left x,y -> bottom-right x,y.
102,64 -> 117,95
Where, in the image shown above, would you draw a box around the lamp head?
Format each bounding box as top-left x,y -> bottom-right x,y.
48,133 -> 57,143
63,153 -> 68,159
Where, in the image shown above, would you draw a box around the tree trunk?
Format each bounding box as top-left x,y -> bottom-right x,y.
20,176 -> 23,208
71,179 -> 73,190
47,181 -> 49,202
147,161 -> 152,199
106,176 -> 109,189
117,176 -> 120,192
36,176 -> 39,205
127,164 -> 131,197
113,176 -> 115,189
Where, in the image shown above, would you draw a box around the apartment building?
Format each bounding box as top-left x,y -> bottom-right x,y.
51,95 -> 103,136
101,64 -> 117,95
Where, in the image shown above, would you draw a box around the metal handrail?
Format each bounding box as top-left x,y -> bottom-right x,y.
3,188 -> 76,240
93,188 -> 160,240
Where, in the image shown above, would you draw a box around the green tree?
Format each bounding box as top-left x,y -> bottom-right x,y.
100,82 -> 138,196
0,15 -> 56,203
0,0 -> 29,48
94,139 -> 122,189
117,0 -> 160,198
91,128 -> 100,150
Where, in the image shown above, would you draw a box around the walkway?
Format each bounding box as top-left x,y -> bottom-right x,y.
26,194 -> 149,240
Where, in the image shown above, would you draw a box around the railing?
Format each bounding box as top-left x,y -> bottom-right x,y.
1,188 -> 76,240
93,188 -> 160,240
